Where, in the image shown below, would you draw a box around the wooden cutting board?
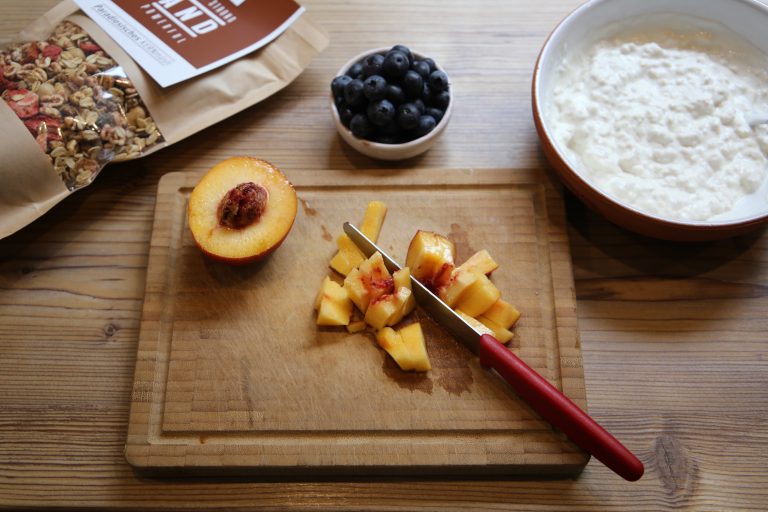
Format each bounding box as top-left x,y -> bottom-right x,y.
125,167 -> 588,475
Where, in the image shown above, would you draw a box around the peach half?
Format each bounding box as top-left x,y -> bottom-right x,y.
188,157 -> 298,265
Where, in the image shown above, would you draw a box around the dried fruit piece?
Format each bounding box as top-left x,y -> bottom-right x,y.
78,41 -> 102,54
42,44 -> 62,60
4,89 -> 39,119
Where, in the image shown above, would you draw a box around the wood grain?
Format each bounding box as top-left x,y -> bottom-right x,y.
125,168 -> 586,474
1,0 -> 767,509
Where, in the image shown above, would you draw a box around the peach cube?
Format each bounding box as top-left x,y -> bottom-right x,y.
455,272 -> 501,317
398,322 -> 431,372
316,277 -> 353,326
437,269 -> 480,307
477,315 -> 514,344
405,230 -> 455,289
457,249 -> 498,276
483,298 -> 521,329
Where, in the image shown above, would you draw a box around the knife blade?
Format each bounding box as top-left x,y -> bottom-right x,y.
343,222 -> 644,482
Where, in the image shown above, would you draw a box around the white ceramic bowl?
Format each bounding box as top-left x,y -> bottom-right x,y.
533,0 -> 768,240
330,47 -> 453,161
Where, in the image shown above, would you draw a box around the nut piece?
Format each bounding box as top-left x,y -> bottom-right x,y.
217,182 -> 268,229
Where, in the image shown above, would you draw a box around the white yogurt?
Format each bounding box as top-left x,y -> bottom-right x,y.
549,19 -> 768,222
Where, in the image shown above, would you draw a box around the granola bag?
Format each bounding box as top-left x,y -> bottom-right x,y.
0,0 -> 328,239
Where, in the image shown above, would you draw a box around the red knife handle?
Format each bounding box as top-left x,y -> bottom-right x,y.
478,334 -> 644,481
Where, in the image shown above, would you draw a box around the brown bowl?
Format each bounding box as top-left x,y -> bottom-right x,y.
532,0 -> 768,241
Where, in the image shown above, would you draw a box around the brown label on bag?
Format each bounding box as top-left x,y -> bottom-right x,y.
113,0 -> 301,68
74,0 -> 305,86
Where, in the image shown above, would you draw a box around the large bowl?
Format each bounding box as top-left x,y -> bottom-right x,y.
532,0 -> 768,241
331,47 -> 453,161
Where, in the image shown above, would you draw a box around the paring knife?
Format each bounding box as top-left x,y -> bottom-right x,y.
343,222 -> 644,482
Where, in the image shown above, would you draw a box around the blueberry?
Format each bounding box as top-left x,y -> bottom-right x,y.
367,99 -> 395,126
422,58 -> 436,73
361,54 -> 384,78
363,75 -> 387,101
413,99 -> 426,115
350,113 -> 372,139
382,51 -> 409,78
390,44 -> 414,66
331,75 -> 352,97
415,115 -> 437,137
429,70 -> 449,91
426,107 -> 444,123
334,95 -> 345,108
376,121 -> 399,137
385,84 -> 405,105
401,70 -> 424,98
420,83 -> 432,103
339,105 -> 356,127
346,62 -> 364,79
396,102 -> 420,130
411,60 -> 431,80
433,89 -> 450,110
344,78 -> 365,107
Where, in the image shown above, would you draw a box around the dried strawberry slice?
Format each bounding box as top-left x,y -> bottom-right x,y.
3,89 -> 40,119
0,67 -> 16,92
21,43 -> 39,64
79,41 -> 102,54
42,44 -> 62,60
23,115 -> 62,140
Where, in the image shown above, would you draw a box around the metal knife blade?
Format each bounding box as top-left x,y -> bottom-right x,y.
343,222 -> 481,353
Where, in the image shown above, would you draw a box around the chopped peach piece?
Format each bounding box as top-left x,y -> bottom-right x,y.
456,310 -> 495,338
360,200 -> 387,242
375,327 -> 413,370
346,320 -> 367,333
405,230 -> 455,289
457,249 -> 498,276
483,298 -> 521,329
477,315 -> 514,344
437,269 -> 480,307
364,287 -> 411,330
316,277 -> 353,326
398,322 -> 431,371
455,272 -> 501,317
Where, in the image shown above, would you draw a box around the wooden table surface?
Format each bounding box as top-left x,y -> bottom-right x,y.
2,0 -> 767,509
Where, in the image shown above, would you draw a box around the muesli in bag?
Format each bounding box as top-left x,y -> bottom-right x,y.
0,0 -> 328,239
1,20 -> 163,191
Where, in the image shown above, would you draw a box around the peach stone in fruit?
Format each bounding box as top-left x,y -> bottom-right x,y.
188,157 -> 297,265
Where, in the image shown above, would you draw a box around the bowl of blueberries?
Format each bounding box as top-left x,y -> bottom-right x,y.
330,44 -> 452,160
